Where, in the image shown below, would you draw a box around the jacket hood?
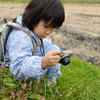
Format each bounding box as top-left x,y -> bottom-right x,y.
16,13 -> 41,45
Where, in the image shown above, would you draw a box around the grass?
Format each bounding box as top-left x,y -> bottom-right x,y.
58,57 -> 100,99
0,0 -> 100,3
0,0 -> 28,3
60,0 -> 100,4
0,57 -> 100,100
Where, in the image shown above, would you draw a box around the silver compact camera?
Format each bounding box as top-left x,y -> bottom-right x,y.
59,50 -> 73,65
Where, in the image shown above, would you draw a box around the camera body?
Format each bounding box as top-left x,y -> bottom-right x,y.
59,50 -> 73,65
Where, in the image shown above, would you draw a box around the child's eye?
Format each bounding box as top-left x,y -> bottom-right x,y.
44,25 -> 49,28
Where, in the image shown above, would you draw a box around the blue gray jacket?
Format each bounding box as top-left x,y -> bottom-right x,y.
5,14 -> 48,79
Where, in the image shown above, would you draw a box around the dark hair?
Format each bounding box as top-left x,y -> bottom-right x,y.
22,0 -> 65,30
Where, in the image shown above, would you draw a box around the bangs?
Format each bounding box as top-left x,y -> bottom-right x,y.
44,14 -> 64,28
42,1 -> 65,28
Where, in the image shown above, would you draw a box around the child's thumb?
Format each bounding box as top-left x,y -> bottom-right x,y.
51,50 -> 60,55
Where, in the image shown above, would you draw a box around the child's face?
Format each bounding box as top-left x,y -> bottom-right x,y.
33,20 -> 53,39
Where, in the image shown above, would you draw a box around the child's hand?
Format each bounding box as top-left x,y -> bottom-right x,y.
42,50 -> 61,69
43,36 -> 51,40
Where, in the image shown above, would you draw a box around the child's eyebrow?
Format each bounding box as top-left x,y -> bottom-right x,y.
44,23 -> 51,26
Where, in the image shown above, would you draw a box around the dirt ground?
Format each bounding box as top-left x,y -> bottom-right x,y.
0,3 -> 100,65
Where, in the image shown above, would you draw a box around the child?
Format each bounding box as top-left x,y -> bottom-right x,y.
5,0 -> 65,84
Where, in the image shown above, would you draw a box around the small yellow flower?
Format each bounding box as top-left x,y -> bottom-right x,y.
37,94 -> 42,99
66,93 -> 71,98
68,87 -> 72,93
47,78 -> 53,82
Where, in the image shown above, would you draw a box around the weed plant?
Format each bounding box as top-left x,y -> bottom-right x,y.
0,57 -> 100,100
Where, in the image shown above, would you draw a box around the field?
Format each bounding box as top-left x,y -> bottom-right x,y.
0,0 -> 100,3
0,2 -> 100,100
51,4 -> 100,66
0,3 -> 100,65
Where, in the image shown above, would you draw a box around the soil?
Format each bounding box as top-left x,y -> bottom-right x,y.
0,3 -> 100,65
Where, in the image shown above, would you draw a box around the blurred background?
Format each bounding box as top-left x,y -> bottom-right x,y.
0,0 -> 100,65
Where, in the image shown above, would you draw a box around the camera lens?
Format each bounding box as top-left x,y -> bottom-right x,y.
60,56 -> 70,65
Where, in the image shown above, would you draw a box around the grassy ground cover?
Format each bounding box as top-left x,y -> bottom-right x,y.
0,57 -> 100,100
0,0 -> 100,3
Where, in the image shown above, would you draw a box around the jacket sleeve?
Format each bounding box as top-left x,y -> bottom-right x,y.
6,29 -> 47,79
